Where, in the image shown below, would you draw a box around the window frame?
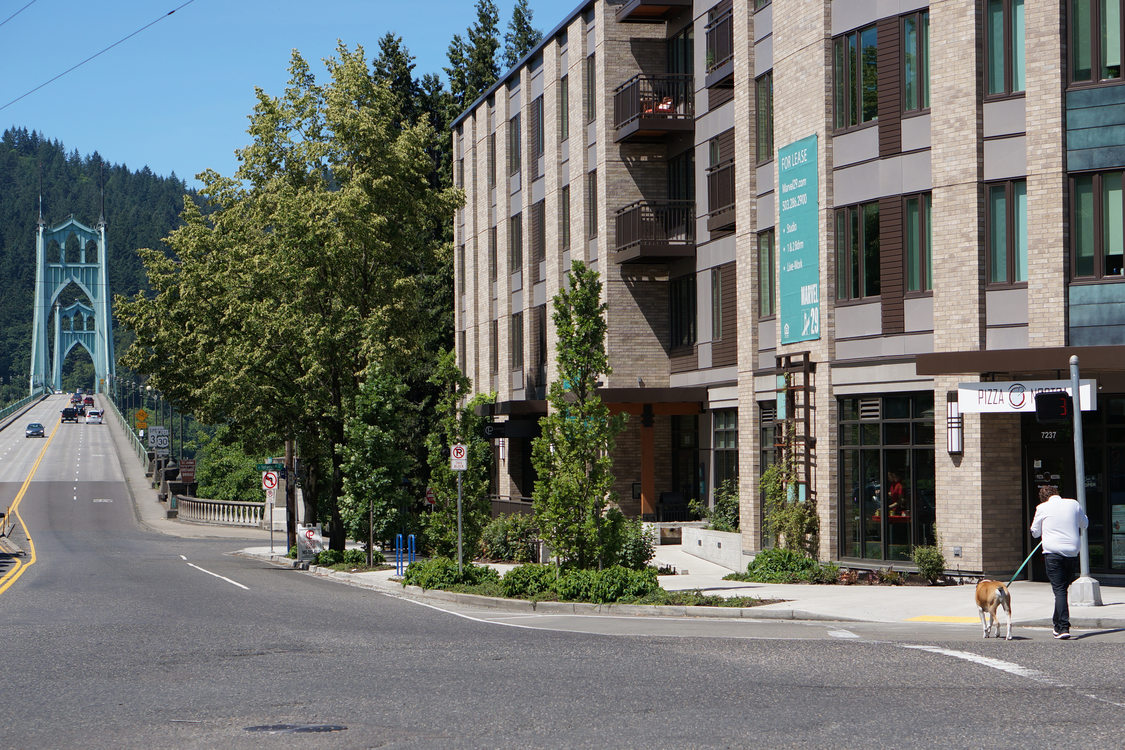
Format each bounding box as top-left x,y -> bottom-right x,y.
509,213 -> 523,274
586,170 -> 598,240
986,179 -> 1028,287
985,0 -> 1026,98
560,184 -> 571,252
757,228 -> 776,318
833,24 -> 879,132
711,267 -> 723,341
1069,0 -> 1125,86
904,192 -> 932,294
902,10 -> 930,112
670,273 -> 697,350
1070,170 -> 1125,280
508,113 -> 521,176
755,71 -> 774,164
559,75 -> 569,141
584,53 -> 596,124
835,201 -> 881,302
713,408 -> 739,489
511,311 -> 524,371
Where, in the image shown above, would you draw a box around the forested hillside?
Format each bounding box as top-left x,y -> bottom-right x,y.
0,127 -> 191,395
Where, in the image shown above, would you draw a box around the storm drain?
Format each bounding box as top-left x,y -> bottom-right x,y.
245,724 -> 347,734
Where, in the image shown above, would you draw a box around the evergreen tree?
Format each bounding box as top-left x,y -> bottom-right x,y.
504,0 -> 543,69
531,261 -> 627,569
446,0 -> 501,115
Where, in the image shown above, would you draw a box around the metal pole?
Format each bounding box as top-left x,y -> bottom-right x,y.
1069,355 -> 1102,605
456,471 -> 463,574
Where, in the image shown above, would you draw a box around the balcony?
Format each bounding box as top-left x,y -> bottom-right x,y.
614,200 -> 696,264
614,0 -> 692,23
706,159 -> 735,233
704,7 -> 734,88
613,74 -> 694,143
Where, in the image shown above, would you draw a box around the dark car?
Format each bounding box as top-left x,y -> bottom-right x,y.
25,422 -> 45,438
61,407 -> 80,422
70,393 -> 82,405
83,396 -> 94,407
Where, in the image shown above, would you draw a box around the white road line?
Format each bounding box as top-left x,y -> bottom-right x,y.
828,629 -> 859,639
185,561 -> 249,590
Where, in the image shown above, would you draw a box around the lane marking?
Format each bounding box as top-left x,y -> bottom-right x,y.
0,414 -> 60,597
184,561 -> 249,590
828,629 -> 859,638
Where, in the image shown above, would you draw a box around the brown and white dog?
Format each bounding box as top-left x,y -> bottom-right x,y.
975,580 -> 1012,640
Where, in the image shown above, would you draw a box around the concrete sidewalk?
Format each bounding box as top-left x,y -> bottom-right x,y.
235,542 -> 1125,630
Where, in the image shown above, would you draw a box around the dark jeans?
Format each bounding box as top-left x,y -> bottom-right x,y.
1044,553 -> 1080,633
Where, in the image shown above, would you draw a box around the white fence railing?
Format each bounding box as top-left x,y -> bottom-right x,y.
176,496 -> 264,527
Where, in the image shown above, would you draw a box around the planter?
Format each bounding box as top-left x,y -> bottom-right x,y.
681,527 -> 742,571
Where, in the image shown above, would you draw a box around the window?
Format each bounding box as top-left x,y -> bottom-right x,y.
903,11 -> 930,110
508,113 -> 521,175
987,0 -> 1026,95
758,229 -> 775,316
713,409 -> 738,488
585,53 -> 596,124
586,170 -> 598,239
511,311 -> 524,370
559,76 -> 569,141
455,157 -> 464,188
490,320 -> 499,374
489,227 -> 498,281
530,200 -> 545,276
510,213 -> 523,273
1072,171 -> 1125,278
904,193 -> 932,292
987,179 -> 1028,284
668,149 -> 694,201
668,25 -> 693,76
756,72 -> 774,163
839,393 -> 935,561
560,184 -> 571,251
458,330 -> 466,372
754,0 -> 771,9
530,96 -> 544,179
1071,0 -> 1123,83
711,268 -> 723,340
488,132 -> 496,188
835,202 -> 880,300
834,25 -> 878,130
670,273 -> 697,349
456,245 -> 465,295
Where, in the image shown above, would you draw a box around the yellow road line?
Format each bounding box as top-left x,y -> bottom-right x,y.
906,615 -> 979,623
0,415 -> 60,597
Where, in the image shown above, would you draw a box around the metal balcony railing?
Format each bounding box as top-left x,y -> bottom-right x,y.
706,159 -> 736,217
613,74 -> 694,140
614,200 -> 696,262
705,7 -> 734,76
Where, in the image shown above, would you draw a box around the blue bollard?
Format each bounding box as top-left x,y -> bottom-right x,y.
407,534 -> 416,565
395,533 -> 404,576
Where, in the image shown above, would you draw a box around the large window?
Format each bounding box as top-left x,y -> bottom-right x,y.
559,76 -> 569,141
903,10 -> 930,110
584,53 -> 596,124
713,409 -> 738,489
511,311 -> 524,370
835,202 -> 880,300
489,227 -> 498,282
905,192 -> 932,293
586,170 -> 598,239
1072,171 -> 1125,278
758,229 -> 775,317
755,71 -> 774,163
508,113 -> 521,175
488,132 -> 496,188
987,179 -> 1028,284
839,393 -> 935,562
670,273 -> 697,349
560,184 -> 571,252
834,25 -> 878,130
711,268 -> 723,341
509,213 -> 523,273
1071,0 -> 1123,83
987,0 -> 1025,95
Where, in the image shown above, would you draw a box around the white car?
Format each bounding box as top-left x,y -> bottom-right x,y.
85,409 -> 104,424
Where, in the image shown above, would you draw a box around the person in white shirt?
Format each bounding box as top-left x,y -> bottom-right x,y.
1030,485 -> 1089,639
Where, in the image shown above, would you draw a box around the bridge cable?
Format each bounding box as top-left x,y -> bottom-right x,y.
0,1 -> 38,29
0,0 -> 197,113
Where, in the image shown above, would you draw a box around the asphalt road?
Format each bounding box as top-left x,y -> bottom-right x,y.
1,396 -> 1123,749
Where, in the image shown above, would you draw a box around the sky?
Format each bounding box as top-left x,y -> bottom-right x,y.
0,0 -> 561,188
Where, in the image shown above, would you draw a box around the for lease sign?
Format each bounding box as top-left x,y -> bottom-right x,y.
958,380 -> 1097,413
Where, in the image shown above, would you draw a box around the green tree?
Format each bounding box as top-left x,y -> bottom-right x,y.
115,45 -> 461,550
531,261 -> 627,570
423,351 -> 495,559
190,425 -> 266,502
503,0 -> 543,69
341,364 -> 416,556
446,0 -> 501,115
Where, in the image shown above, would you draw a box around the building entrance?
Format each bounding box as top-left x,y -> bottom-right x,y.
1022,433 -> 1075,582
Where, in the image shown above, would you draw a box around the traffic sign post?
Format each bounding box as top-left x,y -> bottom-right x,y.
147,426 -> 170,457
450,444 -> 467,573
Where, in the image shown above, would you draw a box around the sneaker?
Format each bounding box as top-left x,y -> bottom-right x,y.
1053,630 -> 1071,639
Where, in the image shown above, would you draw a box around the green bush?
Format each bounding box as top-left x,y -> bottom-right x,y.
555,568 -> 597,601
726,547 -> 838,584
500,564 -> 558,598
911,545 -> 946,584
688,479 -> 740,532
313,548 -> 385,569
614,517 -> 656,570
480,514 -> 540,563
590,565 -> 659,603
402,557 -> 501,589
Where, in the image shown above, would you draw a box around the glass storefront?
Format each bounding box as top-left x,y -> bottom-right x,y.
839,392 -> 936,561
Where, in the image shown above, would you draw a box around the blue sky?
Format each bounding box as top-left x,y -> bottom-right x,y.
0,0 -> 559,188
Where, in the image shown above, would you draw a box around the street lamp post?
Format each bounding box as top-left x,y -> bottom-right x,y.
1069,355 -> 1102,606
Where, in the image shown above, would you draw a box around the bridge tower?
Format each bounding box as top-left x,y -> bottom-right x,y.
29,215 -> 116,395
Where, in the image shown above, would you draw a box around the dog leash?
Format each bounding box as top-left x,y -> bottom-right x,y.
1005,541 -> 1043,589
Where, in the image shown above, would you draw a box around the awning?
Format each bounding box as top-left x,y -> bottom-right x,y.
915,345 -> 1125,376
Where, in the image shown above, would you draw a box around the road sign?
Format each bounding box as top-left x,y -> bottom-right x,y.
179,459 -> 196,483
135,407 -> 148,430
265,487 -> 276,504
147,426 -> 170,456
262,471 -> 279,490
256,463 -> 284,471
450,443 -> 467,471
424,487 -> 436,506
297,524 -> 324,562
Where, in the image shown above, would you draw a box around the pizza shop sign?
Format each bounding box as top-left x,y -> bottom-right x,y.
957,379 -> 1097,413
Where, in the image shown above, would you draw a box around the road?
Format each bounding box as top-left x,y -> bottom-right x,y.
1,395 -> 1122,749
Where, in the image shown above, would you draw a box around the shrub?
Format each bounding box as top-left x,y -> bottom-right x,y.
555,568 -> 597,601
911,545 -> 946,584
725,547 -> 838,584
501,564 -> 558,598
402,557 -> 501,589
614,517 -> 656,570
590,565 -> 659,603
688,479 -> 740,532
480,513 -> 540,563
877,567 -> 904,585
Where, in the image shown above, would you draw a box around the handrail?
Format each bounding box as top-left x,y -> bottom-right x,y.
0,392 -> 45,425
105,391 -> 148,464
705,7 -> 734,73
614,199 -> 696,252
177,496 -> 265,527
613,74 -> 694,130
706,159 -> 736,215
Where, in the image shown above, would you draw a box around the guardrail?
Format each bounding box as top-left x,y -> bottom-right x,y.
176,496 -> 265,527
0,391 -> 48,427
105,392 -> 148,464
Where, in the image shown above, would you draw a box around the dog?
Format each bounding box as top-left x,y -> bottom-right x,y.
975,580 -> 1012,640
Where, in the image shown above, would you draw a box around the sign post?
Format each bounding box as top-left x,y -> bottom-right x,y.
450,443 -> 467,573
1069,356 -> 1102,606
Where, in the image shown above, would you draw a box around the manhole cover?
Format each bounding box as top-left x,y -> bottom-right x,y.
245,724 -> 347,734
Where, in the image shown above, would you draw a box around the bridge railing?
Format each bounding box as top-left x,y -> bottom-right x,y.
176,496 -> 264,527
0,392 -> 45,425
104,391 -> 148,464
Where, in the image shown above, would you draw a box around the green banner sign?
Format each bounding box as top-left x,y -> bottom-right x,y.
256,463 -> 284,471
777,135 -> 820,344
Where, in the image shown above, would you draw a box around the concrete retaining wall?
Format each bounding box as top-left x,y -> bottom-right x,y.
681,527 -> 743,571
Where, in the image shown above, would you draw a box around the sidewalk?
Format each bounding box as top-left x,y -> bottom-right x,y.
235,542 -> 1125,629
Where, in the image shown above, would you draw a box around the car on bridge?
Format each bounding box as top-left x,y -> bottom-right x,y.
61,407 -> 81,423
85,410 -> 104,424
25,423 -> 45,438
83,396 -> 94,407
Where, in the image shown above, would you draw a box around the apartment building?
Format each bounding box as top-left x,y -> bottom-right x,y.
452,0 -> 1125,582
